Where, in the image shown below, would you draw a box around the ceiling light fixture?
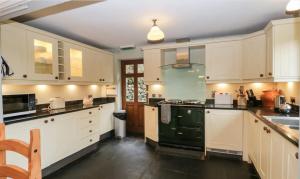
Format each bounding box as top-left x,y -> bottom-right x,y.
286,0 -> 300,15
147,19 -> 165,43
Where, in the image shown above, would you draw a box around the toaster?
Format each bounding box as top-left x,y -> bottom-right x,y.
49,97 -> 65,109
215,93 -> 233,105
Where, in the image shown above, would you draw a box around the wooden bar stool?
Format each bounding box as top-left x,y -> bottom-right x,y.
0,123 -> 41,179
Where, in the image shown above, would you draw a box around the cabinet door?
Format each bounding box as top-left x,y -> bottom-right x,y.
259,123 -> 271,179
248,115 -> 260,167
0,23 -> 27,80
269,129 -> 285,179
242,34 -> 267,79
284,141 -> 299,179
99,52 -> 114,83
205,109 -> 243,151
6,119 -> 40,170
64,42 -> 85,81
100,103 -> 115,134
54,113 -> 77,161
144,49 -> 162,83
205,40 -> 242,81
273,23 -> 300,81
144,106 -> 158,142
27,31 -> 58,81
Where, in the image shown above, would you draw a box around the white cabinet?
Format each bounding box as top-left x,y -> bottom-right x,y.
85,49 -> 114,83
284,140 -> 299,179
144,106 -> 158,142
269,128 -> 285,179
205,109 -> 243,152
266,19 -> 300,81
64,42 -> 85,82
4,104 -> 116,170
247,113 -> 260,166
99,103 -> 115,134
0,23 -> 27,80
247,112 -> 299,179
205,40 -> 242,82
98,52 -> 114,83
258,122 -> 271,179
143,49 -> 162,83
27,30 -> 59,81
242,33 -> 267,80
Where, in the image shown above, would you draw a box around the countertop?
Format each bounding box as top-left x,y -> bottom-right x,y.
248,107 -> 299,146
4,101 -> 115,125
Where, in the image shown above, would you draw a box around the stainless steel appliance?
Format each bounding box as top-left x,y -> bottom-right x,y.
274,95 -> 286,111
158,99 -> 205,151
3,94 -> 36,118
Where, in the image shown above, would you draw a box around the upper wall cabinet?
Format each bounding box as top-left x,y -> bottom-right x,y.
242,33 -> 267,80
0,23 -> 27,80
85,49 -> 114,83
27,31 -> 59,81
0,22 -> 114,84
205,40 -> 242,82
64,42 -> 85,82
143,49 -> 162,84
266,18 -> 300,82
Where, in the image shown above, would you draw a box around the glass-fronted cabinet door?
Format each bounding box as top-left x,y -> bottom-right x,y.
64,42 -> 85,81
27,31 -> 59,81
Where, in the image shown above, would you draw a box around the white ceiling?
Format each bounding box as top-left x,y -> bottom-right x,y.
25,0 -> 290,49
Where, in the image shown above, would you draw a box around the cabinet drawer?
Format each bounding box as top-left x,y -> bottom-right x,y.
78,134 -> 99,150
79,125 -> 97,139
76,108 -> 98,119
77,116 -> 98,129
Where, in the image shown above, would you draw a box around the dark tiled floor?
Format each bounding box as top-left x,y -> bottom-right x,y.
44,137 -> 260,179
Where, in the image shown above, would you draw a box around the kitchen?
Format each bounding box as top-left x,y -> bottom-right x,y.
0,0 -> 299,179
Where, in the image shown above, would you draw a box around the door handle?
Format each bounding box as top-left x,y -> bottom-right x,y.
171,128 -> 176,130
177,116 -> 183,118
177,132 -> 183,135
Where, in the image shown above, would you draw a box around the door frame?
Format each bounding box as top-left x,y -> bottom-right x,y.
121,59 -> 144,109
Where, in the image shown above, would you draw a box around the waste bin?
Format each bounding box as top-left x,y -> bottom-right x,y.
113,110 -> 127,139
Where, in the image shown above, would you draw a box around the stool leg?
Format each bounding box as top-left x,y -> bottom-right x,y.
0,124 -> 6,179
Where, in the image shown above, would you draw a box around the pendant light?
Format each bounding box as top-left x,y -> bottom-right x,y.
147,19 -> 165,43
286,0 -> 300,14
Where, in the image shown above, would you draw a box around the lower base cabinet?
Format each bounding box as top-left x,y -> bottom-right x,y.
5,103 -> 115,170
205,109 -> 243,152
247,112 -> 299,179
144,106 -> 158,142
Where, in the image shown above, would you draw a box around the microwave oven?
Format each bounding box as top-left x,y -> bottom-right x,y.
3,94 -> 36,118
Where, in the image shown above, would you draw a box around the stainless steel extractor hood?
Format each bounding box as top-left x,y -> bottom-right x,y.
172,47 -> 191,68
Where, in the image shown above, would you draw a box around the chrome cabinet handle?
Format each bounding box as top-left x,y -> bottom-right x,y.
177,132 -> 183,135
177,116 -> 183,118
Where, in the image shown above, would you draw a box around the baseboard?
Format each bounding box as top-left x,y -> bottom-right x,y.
206,151 -> 242,161
145,137 -> 158,149
100,130 -> 115,141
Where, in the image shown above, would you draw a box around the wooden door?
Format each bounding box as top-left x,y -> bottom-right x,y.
121,60 -> 147,134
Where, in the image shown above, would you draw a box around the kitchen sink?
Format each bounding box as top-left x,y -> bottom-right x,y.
263,116 -> 300,130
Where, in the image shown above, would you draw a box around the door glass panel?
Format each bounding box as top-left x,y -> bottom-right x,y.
137,64 -> 144,73
34,39 -> 53,74
126,64 -> 134,74
126,77 -> 134,102
138,77 -> 146,102
70,48 -> 83,77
